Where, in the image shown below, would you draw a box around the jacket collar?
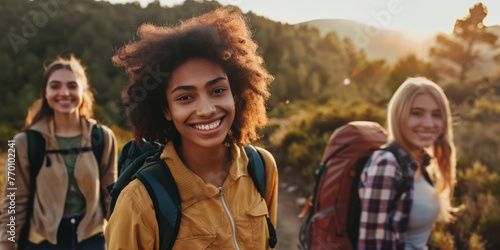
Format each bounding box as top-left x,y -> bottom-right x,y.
160,141 -> 249,209
27,116 -> 96,149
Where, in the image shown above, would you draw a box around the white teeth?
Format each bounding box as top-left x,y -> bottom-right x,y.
417,132 -> 434,137
57,100 -> 72,104
194,119 -> 221,131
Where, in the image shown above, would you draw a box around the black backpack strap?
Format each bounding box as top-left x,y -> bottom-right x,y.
136,159 -> 181,250
90,124 -> 107,217
42,125 -> 103,156
19,131 -> 46,249
422,167 -> 433,187
381,144 -> 410,201
244,146 -> 277,249
245,146 -> 265,195
26,131 -> 46,180
45,147 -> 93,155
91,124 -> 104,164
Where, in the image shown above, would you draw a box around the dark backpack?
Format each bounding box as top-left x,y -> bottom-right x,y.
18,125 -> 104,250
107,140 -> 277,250
298,121 -> 410,250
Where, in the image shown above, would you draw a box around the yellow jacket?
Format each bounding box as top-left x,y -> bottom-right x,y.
105,141 -> 278,249
0,117 -> 117,248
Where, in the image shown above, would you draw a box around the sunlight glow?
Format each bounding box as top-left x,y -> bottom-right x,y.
343,78 -> 351,86
102,0 -> 500,40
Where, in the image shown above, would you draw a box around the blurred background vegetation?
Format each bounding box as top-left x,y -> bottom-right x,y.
1,0 -> 499,249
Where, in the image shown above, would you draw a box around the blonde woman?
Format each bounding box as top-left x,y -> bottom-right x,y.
358,77 -> 456,250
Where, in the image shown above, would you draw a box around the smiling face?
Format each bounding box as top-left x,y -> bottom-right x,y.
45,68 -> 84,117
403,93 -> 444,151
164,58 -> 235,150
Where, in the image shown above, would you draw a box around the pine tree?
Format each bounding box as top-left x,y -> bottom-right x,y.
430,3 -> 498,84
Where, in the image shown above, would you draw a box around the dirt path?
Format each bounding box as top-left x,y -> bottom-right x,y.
275,167 -> 307,250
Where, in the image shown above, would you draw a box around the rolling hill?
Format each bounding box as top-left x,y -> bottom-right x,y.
300,18 -> 500,74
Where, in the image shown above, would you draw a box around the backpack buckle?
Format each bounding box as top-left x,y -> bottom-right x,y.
315,163 -> 325,176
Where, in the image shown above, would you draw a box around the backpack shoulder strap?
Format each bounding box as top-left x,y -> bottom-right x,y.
244,146 -> 266,196
381,144 -> 410,200
244,146 -> 277,249
135,158 -> 181,250
19,130 -> 46,249
91,124 -> 104,164
91,124 -> 108,216
26,130 -> 45,175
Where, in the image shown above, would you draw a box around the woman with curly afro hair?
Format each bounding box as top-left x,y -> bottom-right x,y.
105,7 -> 278,250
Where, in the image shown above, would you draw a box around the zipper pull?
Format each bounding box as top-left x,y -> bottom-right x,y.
219,187 -> 224,196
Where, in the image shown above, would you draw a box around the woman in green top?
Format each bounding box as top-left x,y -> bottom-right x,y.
0,54 -> 117,250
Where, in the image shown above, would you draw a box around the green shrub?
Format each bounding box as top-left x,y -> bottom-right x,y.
470,97 -> 500,121
431,224 -> 456,250
469,233 -> 486,250
435,162 -> 500,250
454,122 -> 500,174
0,126 -> 18,151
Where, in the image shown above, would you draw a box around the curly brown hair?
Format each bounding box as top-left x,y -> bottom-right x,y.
113,7 -> 273,147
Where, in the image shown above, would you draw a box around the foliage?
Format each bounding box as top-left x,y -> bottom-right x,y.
0,0 -> 385,132
111,126 -> 134,153
469,233 -> 486,250
430,3 -> 498,84
431,224 -> 456,250
443,81 -> 478,104
431,162 -> 500,250
267,101 -> 296,119
0,126 -> 18,151
386,54 -> 439,95
453,121 -> 500,174
470,97 -> 500,121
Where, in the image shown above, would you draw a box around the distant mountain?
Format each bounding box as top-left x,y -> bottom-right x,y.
301,19 -> 500,78
299,19 -> 437,65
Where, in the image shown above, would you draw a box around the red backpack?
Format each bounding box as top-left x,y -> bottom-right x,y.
298,121 -> 408,250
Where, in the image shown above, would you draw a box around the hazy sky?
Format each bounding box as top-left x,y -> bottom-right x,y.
103,0 -> 500,39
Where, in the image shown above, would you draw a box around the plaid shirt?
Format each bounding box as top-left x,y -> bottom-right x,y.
358,141 -> 429,250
